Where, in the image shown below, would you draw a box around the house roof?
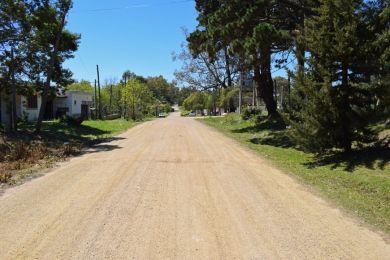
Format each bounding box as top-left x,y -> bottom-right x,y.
56,90 -> 94,98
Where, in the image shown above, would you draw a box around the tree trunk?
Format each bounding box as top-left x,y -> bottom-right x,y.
341,60 -> 351,152
254,47 -> 278,117
36,6 -> 69,133
224,46 -> 232,87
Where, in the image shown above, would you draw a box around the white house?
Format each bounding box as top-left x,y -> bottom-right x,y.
54,90 -> 94,118
0,91 -> 43,127
0,90 -> 93,128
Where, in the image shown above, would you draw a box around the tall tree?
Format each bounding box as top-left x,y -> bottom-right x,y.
188,0 -> 293,117
33,0 -> 79,132
286,0 -> 389,152
121,79 -> 153,120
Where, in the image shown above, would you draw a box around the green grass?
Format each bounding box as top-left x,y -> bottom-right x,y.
200,115 -> 390,235
18,119 -> 140,145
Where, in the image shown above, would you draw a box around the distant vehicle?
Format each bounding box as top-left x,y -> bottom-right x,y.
158,113 -> 166,118
188,112 -> 196,117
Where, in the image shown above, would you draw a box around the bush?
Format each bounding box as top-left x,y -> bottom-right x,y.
8,141 -> 29,161
242,107 -> 262,120
223,113 -> 242,125
180,110 -> 191,117
163,104 -> 172,114
60,115 -> 85,126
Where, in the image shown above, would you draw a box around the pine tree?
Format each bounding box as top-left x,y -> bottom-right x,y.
286,0 -> 389,153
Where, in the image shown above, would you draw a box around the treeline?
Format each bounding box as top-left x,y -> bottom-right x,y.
68,71 -> 179,120
182,0 -> 389,153
0,0 -> 79,132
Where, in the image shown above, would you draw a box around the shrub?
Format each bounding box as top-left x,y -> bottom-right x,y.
60,115 -> 85,126
224,113 -> 242,125
180,110 -> 191,117
8,141 -> 29,161
0,165 -> 12,183
242,107 -> 262,120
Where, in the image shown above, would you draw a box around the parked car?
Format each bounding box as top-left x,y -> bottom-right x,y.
188,112 -> 196,117
158,113 -> 166,118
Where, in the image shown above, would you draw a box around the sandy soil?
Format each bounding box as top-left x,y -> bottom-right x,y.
0,112 -> 389,259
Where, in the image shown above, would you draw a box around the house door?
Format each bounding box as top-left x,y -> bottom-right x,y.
81,104 -> 89,118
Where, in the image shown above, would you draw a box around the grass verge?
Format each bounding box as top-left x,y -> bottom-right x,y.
199,114 -> 390,235
0,119 -> 140,186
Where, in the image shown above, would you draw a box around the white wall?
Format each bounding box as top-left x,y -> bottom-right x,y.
53,92 -> 93,117
70,93 -> 93,116
20,95 -> 42,121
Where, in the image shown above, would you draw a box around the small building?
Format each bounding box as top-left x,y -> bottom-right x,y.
0,91 -> 43,127
53,90 -> 94,118
0,89 -> 94,129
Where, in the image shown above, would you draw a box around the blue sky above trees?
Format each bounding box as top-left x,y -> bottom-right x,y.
64,0 -> 197,84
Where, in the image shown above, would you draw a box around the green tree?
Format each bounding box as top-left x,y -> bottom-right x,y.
66,80 -> 93,92
188,0 -> 297,117
29,0 -> 80,132
121,79 -> 153,120
146,76 -> 177,104
286,0 -> 389,152
183,92 -> 207,112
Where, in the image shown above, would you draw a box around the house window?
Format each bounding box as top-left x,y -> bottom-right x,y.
27,95 -> 38,109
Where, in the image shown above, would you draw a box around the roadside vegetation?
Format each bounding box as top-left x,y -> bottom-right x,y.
172,0 -> 390,233
0,119 -> 138,185
1,1 -> 181,186
201,114 -> 390,234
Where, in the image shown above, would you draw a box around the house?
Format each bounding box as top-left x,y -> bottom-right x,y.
0,90 -> 43,127
53,90 -> 94,119
0,89 -> 93,128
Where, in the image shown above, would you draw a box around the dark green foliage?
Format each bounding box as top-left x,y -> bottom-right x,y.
60,115 -> 84,126
188,0 -> 292,117
241,107 -> 262,120
285,0 -> 389,153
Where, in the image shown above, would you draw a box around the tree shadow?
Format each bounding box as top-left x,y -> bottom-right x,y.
304,146 -> 390,172
231,117 -> 295,148
14,122 -> 115,145
232,117 -> 287,134
250,131 -> 295,148
82,143 -> 123,155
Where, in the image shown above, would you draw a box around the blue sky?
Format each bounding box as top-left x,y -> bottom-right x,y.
64,0 -> 197,84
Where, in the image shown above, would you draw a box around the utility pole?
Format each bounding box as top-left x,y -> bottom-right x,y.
122,75 -> 127,118
288,74 -> 291,107
109,85 -> 113,114
96,65 -> 102,120
94,79 -> 97,119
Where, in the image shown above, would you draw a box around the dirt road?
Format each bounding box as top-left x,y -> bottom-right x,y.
0,113 -> 389,259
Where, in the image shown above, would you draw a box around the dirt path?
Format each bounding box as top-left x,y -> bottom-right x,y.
0,112 -> 389,259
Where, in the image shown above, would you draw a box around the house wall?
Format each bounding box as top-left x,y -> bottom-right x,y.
53,92 -> 93,117
70,93 -> 93,116
20,95 -> 42,121
53,97 -> 71,116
